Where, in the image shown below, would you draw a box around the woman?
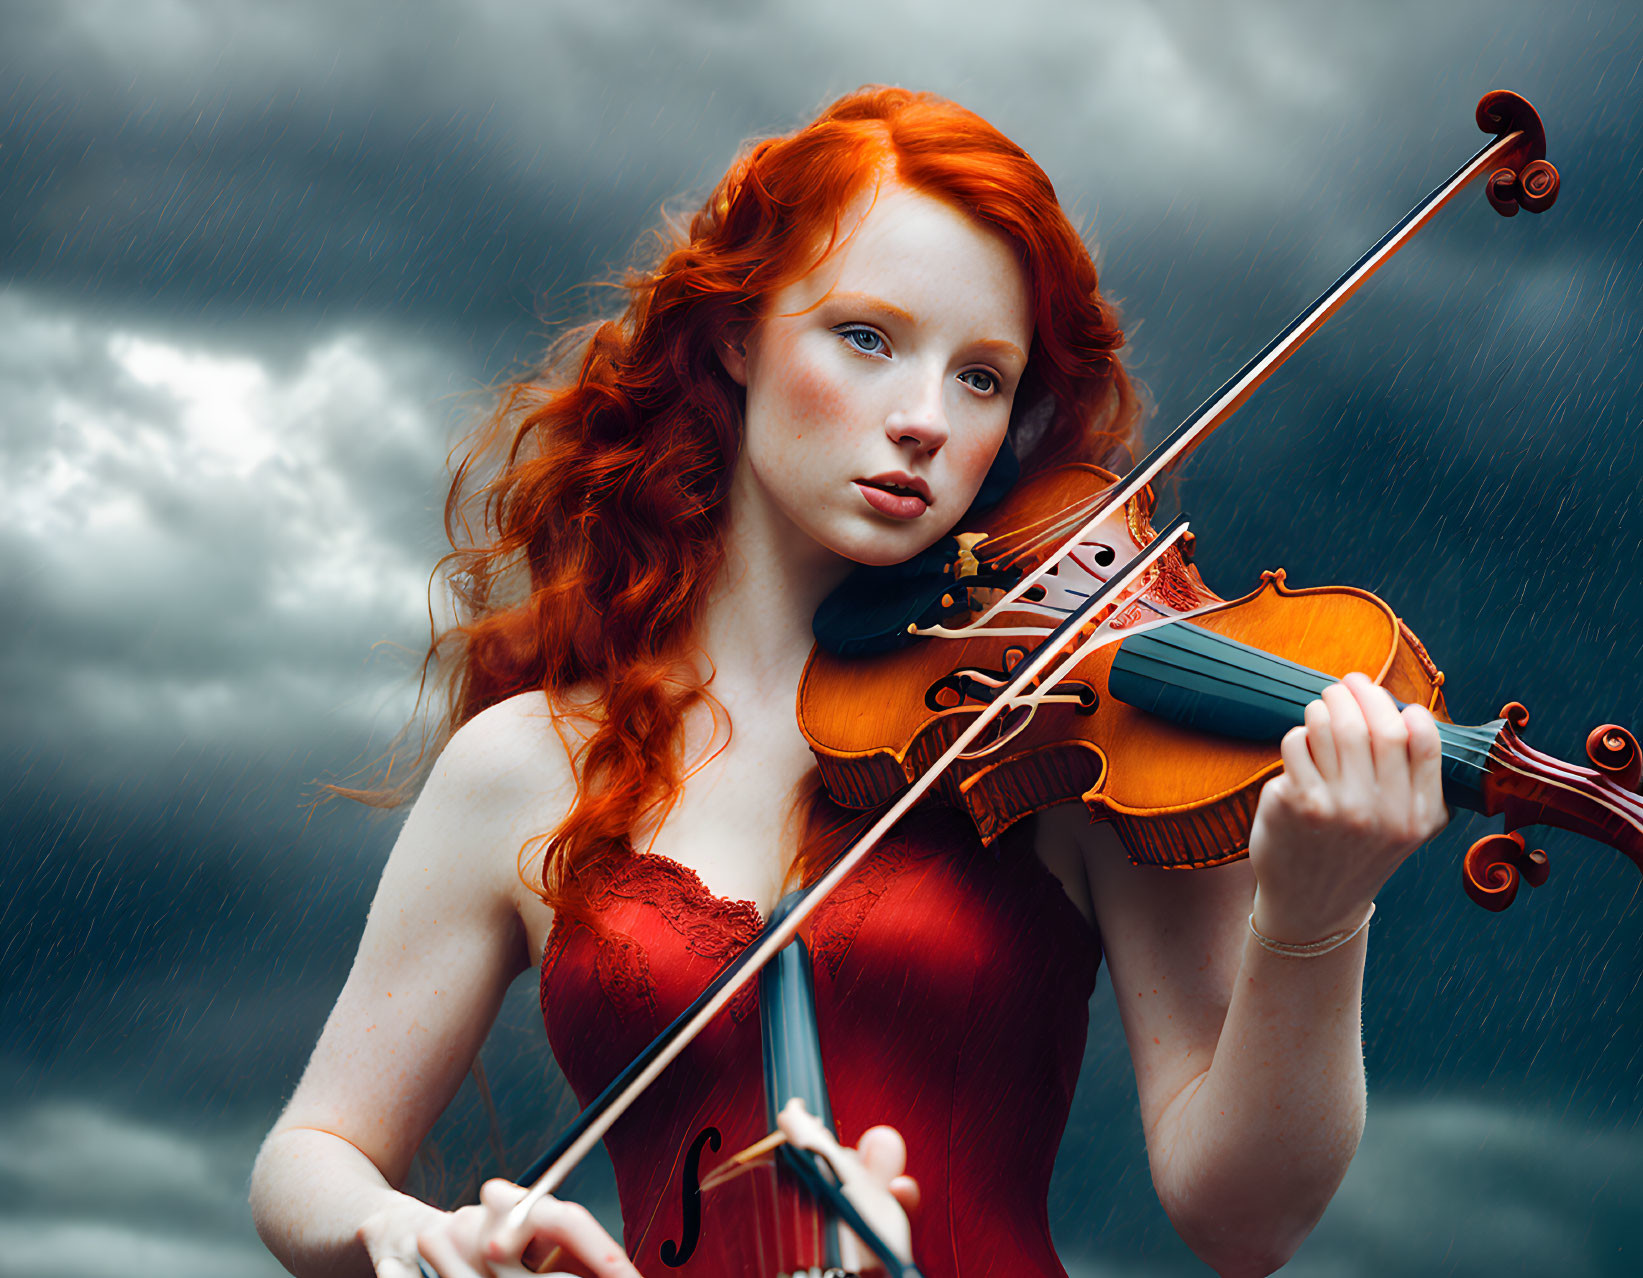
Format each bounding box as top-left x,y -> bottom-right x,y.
250,86 -> 1447,1278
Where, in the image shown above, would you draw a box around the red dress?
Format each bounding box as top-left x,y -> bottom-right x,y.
540,804 -> 1101,1277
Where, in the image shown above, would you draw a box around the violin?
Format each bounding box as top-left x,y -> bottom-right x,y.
466,88 -> 1631,1278
799,458 -> 1643,911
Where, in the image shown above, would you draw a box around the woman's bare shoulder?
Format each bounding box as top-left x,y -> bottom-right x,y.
426,690 -> 588,801
398,690 -> 591,886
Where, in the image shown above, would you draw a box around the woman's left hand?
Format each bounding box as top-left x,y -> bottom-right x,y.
1247,671 -> 1449,943
774,1100 -> 919,1274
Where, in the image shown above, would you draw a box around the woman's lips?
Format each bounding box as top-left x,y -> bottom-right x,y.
855,480 -> 929,520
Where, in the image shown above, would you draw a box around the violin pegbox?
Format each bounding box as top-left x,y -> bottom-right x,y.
1460,707 -> 1643,911
1485,162 -> 1559,216
953,532 -> 988,579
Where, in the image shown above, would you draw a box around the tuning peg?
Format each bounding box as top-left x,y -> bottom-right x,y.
1584,723 -> 1641,792
1485,159 -> 1559,216
1462,829 -> 1550,912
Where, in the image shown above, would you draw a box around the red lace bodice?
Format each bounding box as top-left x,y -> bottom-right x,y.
539,804 -> 1101,1277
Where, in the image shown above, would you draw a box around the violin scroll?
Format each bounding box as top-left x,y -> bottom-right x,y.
1476,90 -> 1547,157
1453,704 -> 1643,911
1476,90 -> 1559,216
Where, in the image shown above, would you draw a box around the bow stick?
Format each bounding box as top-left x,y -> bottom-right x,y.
942,91 -> 1556,648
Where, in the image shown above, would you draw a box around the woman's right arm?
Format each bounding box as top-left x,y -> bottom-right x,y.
250,695 -> 636,1277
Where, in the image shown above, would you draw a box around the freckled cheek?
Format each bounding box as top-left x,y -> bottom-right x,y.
781,362 -> 852,435
953,430 -> 1007,487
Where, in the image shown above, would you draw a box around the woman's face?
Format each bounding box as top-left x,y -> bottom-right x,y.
724,184 -> 1033,569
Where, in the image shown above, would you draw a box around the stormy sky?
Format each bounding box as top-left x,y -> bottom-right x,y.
3,2 -> 1640,1275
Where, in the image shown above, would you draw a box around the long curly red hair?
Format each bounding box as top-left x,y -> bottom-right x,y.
356,86 -> 1146,911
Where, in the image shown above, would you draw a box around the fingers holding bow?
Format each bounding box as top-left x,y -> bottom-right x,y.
394,1179 -> 640,1278
775,1100 -> 918,1274
855,1123 -> 921,1219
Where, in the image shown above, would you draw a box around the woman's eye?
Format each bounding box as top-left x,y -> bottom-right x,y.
959,369 -> 999,394
837,326 -> 886,355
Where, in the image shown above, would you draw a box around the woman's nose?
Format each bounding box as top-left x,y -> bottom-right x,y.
884,373 -> 949,453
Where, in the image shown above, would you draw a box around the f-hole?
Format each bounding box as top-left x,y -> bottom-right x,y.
661,1125 -> 721,1266
959,703 -> 1036,759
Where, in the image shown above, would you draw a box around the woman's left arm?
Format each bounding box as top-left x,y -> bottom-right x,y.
1044,672 -> 1447,1278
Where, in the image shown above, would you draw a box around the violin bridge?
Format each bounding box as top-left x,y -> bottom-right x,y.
954,532 -> 988,579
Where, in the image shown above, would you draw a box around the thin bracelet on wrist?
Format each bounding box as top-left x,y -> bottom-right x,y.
1247,902 -> 1375,958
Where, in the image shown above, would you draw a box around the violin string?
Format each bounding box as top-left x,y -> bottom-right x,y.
998,499 -> 1110,565
697,1132 -> 784,1194
1111,621 -> 1505,782
1000,497 -> 1101,553
979,493 -> 1106,565
975,487 -> 1104,550
919,516 -> 1214,651
962,535 -> 1197,739
1485,739 -> 1643,822
937,494 -> 1154,639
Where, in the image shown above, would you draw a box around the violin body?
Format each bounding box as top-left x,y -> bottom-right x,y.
799,464 -> 1452,866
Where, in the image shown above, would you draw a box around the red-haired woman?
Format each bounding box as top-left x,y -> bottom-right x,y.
251,87 -> 1446,1278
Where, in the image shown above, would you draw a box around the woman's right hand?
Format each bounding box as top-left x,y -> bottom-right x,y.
360,1182 -> 642,1278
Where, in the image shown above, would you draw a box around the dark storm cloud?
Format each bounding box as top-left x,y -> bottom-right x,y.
5,0 -> 751,331
11,0 -> 1609,337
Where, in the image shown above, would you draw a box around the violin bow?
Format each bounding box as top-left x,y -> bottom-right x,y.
942,90 -> 1557,645
447,90 -> 1557,1276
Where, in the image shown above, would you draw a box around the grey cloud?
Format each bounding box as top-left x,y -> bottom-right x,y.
0,1101 -> 248,1209
1290,1097 -> 1643,1276
1053,1096 -> 1643,1276
0,1101 -> 284,1278
0,1222 -> 281,1278
1,287 -> 461,766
